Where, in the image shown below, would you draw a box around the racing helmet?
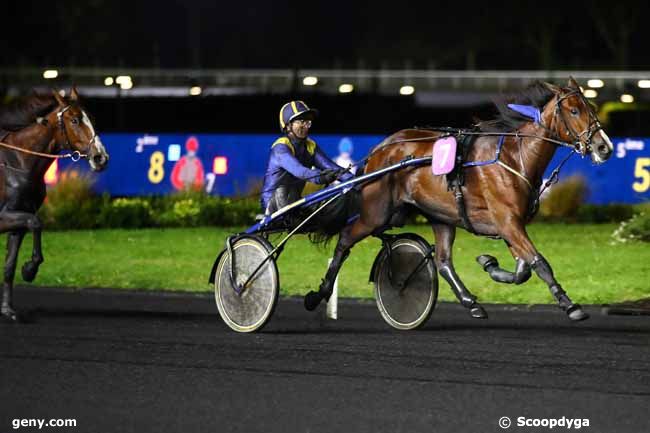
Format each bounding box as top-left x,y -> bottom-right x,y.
279,100 -> 318,131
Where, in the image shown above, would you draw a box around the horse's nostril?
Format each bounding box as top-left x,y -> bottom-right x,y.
93,155 -> 104,165
598,145 -> 610,155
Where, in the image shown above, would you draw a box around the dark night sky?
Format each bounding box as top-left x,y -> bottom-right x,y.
3,0 -> 650,71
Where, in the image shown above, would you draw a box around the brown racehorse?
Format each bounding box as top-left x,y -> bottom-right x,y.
0,88 -> 109,322
305,78 -> 613,321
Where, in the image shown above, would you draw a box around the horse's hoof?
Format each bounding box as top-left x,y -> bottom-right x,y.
304,291 -> 323,311
21,261 -> 39,282
567,305 -> 589,322
469,304 -> 488,319
476,255 -> 498,271
1,308 -> 25,324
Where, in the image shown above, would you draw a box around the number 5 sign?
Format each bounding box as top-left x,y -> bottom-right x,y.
633,157 -> 650,193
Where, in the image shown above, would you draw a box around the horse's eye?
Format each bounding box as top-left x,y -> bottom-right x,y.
71,118 -> 79,125
570,108 -> 579,116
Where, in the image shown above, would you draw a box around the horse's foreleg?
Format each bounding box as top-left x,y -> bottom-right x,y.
530,254 -> 588,321
502,224 -> 588,321
304,220 -> 375,311
477,245 -> 532,285
1,231 -> 26,322
21,222 -> 44,282
432,224 -> 487,319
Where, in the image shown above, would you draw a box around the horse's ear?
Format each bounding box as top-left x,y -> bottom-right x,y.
52,89 -> 66,106
567,76 -> 581,90
70,85 -> 79,102
543,82 -> 561,94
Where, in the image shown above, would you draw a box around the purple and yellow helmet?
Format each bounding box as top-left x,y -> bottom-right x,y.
279,100 -> 318,131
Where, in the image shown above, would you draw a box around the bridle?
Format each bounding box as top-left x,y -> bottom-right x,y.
0,104 -> 96,161
0,104 -> 93,161
548,89 -> 603,157
56,104 -> 95,161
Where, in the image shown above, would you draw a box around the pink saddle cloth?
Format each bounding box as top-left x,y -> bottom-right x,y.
431,136 -> 457,175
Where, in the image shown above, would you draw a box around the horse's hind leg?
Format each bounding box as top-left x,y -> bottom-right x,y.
304,219 -> 375,311
502,223 -> 588,321
1,231 -> 26,322
477,245 -> 532,285
432,224 -> 487,319
0,211 -> 44,282
0,210 -> 44,322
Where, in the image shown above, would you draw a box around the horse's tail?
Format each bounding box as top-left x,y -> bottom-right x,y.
308,186 -> 361,247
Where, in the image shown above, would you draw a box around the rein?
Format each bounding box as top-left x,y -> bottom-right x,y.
0,140 -> 84,161
0,104 -> 91,162
341,120 -> 580,233
348,129 -> 569,191
383,129 -> 577,149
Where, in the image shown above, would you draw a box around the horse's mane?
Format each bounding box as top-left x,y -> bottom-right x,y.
0,93 -> 58,131
476,81 -> 556,132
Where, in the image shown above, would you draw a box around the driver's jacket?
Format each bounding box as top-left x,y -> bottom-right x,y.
261,136 -> 352,211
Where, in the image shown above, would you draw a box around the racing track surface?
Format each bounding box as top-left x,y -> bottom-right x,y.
1,292 -> 649,433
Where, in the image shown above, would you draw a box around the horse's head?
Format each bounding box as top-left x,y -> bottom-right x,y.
51,87 -> 109,171
544,78 -> 613,164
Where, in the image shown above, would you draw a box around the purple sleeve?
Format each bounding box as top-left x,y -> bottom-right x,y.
272,144 -> 322,182
313,147 -> 354,181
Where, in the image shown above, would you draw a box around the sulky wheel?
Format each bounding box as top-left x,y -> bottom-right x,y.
214,235 -> 279,333
372,235 -> 438,330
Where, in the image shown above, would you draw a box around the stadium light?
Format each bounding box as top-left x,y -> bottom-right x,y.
116,75 -> 133,90
583,89 -> 598,98
104,77 -> 114,86
43,69 -> 58,79
400,85 -> 415,95
303,76 -> 318,86
638,80 -> 650,89
115,75 -> 131,85
189,86 -> 202,96
587,79 -> 604,88
620,94 -> 634,103
338,83 -> 354,93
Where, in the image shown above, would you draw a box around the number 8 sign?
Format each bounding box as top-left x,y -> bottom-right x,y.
148,151 -> 165,184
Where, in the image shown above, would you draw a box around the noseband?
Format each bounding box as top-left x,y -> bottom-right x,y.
552,90 -> 603,156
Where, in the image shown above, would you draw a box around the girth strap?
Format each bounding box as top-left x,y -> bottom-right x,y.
453,183 -> 477,234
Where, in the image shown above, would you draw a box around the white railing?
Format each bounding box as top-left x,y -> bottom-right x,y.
2,67 -> 648,100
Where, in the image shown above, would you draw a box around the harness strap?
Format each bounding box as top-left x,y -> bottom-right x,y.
497,160 -> 533,189
453,184 -> 477,234
462,135 -> 533,189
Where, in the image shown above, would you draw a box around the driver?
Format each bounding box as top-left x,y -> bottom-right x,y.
261,100 -> 353,214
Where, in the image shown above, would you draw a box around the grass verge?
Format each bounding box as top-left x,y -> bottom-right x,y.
16,224 -> 650,305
